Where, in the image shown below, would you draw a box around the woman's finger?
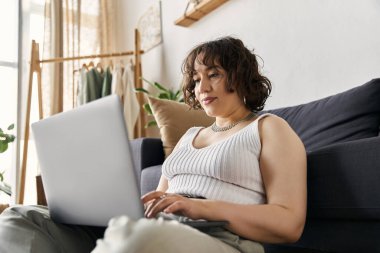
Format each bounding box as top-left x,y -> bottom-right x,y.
141,191 -> 165,204
144,193 -> 174,217
146,195 -> 183,218
144,197 -> 163,216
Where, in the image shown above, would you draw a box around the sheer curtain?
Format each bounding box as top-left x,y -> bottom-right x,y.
20,0 -> 118,204
41,0 -> 117,116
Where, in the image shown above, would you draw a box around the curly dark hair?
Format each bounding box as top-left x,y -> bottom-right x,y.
181,37 -> 272,113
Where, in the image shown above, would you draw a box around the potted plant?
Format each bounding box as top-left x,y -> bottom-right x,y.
0,124 -> 15,196
135,78 -> 184,127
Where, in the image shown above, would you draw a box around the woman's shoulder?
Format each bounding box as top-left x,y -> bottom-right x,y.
258,112 -> 286,122
185,126 -> 204,135
258,113 -> 304,150
255,113 -> 288,127
258,113 -> 297,138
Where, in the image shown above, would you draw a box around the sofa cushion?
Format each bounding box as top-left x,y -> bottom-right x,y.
306,136 -> 380,220
130,138 -> 165,188
141,165 -> 162,195
265,78 -> 380,151
148,97 -> 214,157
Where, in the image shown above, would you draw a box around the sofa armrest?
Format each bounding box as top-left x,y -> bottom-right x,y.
306,136 -> 380,220
130,138 -> 165,179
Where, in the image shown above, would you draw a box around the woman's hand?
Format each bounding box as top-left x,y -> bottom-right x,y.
141,191 -> 205,219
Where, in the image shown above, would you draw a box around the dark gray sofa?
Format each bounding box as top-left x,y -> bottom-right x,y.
130,78 -> 380,253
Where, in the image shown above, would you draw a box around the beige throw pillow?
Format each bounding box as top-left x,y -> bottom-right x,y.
148,96 -> 214,157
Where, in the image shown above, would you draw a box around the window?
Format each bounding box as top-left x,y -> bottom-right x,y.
0,0 -> 19,204
0,0 -> 45,204
20,0 -> 45,205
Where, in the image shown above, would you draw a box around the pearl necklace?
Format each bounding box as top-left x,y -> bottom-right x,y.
211,113 -> 256,132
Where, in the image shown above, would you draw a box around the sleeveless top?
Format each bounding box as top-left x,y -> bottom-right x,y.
162,113 -> 271,204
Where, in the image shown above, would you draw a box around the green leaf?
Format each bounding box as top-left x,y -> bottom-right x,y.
135,87 -> 150,94
7,134 -> 15,142
153,82 -> 168,92
174,90 -> 181,100
0,181 -> 11,195
143,103 -> 153,115
167,90 -> 176,100
7,124 -> 14,130
0,171 -> 3,182
141,77 -> 155,87
158,93 -> 170,100
0,128 -> 3,133
177,95 -> 184,102
0,142 -> 8,153
145,120 -> 157,128
142,78 -> 167,92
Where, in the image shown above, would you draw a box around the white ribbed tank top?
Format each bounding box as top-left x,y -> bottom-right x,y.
162,113 -> 271,204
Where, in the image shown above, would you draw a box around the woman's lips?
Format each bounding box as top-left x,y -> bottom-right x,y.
202,97 -> 217,105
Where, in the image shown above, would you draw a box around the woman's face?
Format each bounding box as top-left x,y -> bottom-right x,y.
193,59 -> 244,118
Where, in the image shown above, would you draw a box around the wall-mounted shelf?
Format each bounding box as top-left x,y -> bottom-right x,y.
175,0 -> 229,27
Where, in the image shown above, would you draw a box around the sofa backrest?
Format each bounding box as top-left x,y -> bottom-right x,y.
264,78 -> 380,152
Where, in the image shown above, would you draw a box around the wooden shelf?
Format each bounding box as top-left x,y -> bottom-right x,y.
175,0 -> 229,27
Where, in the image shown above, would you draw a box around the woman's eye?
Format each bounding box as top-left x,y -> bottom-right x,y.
209,73 -> 219,78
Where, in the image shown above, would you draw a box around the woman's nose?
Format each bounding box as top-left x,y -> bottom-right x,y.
198,79 -> 211,92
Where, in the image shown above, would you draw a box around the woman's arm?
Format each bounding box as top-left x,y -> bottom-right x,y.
156,176 -> 168,192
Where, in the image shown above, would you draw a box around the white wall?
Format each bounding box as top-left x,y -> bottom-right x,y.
117,0 -> 380,109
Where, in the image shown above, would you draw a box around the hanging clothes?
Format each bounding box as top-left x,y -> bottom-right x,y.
122,62 -> 140,139
86,67 -> 104,102
76,67 -> 88,106
112,63 -> 124,101
77,64 -> 113,106
75,61 -> 140,139
101,66 -> 113,97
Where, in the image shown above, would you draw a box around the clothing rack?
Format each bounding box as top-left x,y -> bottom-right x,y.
18,29 -> 145,204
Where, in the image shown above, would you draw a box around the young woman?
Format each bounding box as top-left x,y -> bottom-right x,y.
0,37 -> 306,253
92,37 -> 307,253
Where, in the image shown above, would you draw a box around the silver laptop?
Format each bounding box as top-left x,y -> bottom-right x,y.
32,95 -> 227,228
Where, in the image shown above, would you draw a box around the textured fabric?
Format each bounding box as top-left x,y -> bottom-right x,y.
129,138 -> 165,195
92,215 -> 263,253
0,206 -> 263,253
0,205 -> 104,253
265,78 -> 380,152
111,63 -> 123,96
163,114 -> 270,204
148,97 -> 214,157
101,67 -> 112,97
292,218 -> 380,253
86,68 -> 104,102
122,63 -> 140,139
111,63 -> 140,139
42,0 -> 116,116
130,138 -> 165,182
77,67 -> 88,106
306,136 -> 380,220
141,165 -> 164,195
